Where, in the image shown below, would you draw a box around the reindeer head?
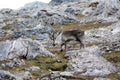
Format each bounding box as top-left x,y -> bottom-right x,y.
49,29 -> 61,46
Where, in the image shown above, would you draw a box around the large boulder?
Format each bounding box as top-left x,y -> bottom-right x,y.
65,46 -> 116,76
0,70 -> 32,80
0,70 -> 16,80
85,21 -> 120,45
1,58 -> 25,69
15,71 -> 32,80
0,38 -> 55,61
10,23 -> 52,40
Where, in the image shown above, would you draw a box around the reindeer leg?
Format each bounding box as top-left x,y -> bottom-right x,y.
65,42 -> 67,51
60,42 -> 64,52
60,40 -> 68,52
80,41 -> 84,49
78,40 -> 84,49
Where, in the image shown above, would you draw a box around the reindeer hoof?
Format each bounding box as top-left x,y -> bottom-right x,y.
60,49 -> 63,52
53,44 -> 55,46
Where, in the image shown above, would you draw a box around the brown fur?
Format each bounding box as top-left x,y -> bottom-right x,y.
60,30 -> 84,51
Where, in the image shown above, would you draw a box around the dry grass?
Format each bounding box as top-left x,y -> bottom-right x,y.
103,51 -> 120,70
6,48 -> 67,80
0,33 -> 12,41
103,51 -> 120,80
53,21 -> 113,32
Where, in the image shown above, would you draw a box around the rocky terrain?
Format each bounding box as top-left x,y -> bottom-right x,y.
0,0 -> 120,80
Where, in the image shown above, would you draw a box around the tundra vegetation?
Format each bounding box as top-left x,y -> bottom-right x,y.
0,0 -> 120,80
1,21 -> 119,80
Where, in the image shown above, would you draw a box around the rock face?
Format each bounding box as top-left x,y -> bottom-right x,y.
0,38 -> 55,60
65,46 -> 116,76
90,0 -> 120,17
49,0 -> 120,22
20,1 -> 47,11
10,24 -> 52,40
94,77 -> 111,80
0,70 -> 16,80
0,70 -> 32,80
0,1 -> 76,43
84,21 -> 120,53
1,58 -> 25,69
81,0 -> 120,22
49,0 -> 80,6
15,71 -> 32,80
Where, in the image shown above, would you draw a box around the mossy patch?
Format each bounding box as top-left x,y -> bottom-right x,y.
7,49 -> 67,80
23,51 -> 68,79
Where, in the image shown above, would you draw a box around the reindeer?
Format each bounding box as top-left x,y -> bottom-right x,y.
60,29 -> 85,51
49,29 -> 85,52
49,29 -> 61,46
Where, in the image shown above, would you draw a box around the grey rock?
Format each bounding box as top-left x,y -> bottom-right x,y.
15,71 -> 32,80
39,71 -> 70,80
0,38 -> 55,61
51,0 -> 89,16
33,9 -> 76,26
0,14 -> 5,19
10,24 -> 51,40
0,70 -> 16,80
59,71 -> 74,77
85,21 -> 120,43
49,0 -> 80,6
94,77 -> 111,80
90,0 -> 120,17
0,70 -> 32,80
0,8 -> 19,16
1,58 -> 25,69
0,20 -> 6,29
81,0 -> 120,22
25,66 -> 40,72
65,46 -> 116,76
0,30 -> 6,38
19,1 -> 48,16
20,1 -> 47,11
